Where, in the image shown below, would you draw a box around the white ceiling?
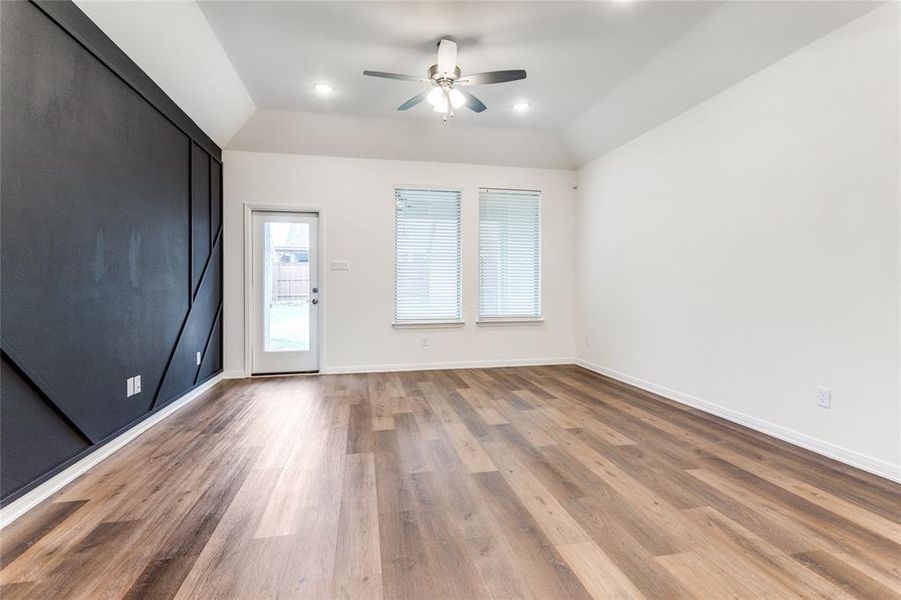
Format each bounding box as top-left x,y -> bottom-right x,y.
198,1 -> 722,130
78,0 -> 885,168
564,0 -> 885,163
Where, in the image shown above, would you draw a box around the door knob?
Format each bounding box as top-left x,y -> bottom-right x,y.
312,287 -> 319,293
311,298 -> 319,305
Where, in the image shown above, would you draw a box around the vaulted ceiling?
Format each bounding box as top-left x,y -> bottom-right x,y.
197,1 -> 721,130
77,0 -> 884,168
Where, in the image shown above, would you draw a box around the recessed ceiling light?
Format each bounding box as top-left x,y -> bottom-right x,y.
314,83 -> 333,95
513,102 -> 529,112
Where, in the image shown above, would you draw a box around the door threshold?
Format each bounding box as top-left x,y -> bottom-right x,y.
250,370 -> 320,378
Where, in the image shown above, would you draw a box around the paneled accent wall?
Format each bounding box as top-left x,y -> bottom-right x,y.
0,1 -> 224,504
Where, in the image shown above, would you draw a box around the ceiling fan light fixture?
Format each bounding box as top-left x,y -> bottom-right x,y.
427,87 -> 444,107
449,88 -> 465,108
432,95 -> 449,113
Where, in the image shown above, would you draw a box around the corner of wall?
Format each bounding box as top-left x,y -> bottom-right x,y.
896,0 -> 901,469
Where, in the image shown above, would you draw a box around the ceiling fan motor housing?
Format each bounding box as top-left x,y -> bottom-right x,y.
428,64 -> 461,85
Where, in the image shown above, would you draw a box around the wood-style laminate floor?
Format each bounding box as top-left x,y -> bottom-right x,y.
2,365 -> 900,599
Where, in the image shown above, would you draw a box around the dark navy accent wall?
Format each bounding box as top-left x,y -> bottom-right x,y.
0,1 -> 224,504
191,143 -> 212,297
0,357 -> 92,497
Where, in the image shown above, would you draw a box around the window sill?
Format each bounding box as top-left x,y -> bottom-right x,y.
476,318 -> 544,326
392,320 -> 465,329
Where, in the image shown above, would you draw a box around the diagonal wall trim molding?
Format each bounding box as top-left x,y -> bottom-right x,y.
201,226 -> 224,299
0,344 -> 97,445
149,295 -> 194,412
196,304 -> 223,385
151,226 -> 223,410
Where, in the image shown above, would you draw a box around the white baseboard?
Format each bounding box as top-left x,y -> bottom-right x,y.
575,359 -> 901,484
323,357 -> 574,375
0,374 -> 225,529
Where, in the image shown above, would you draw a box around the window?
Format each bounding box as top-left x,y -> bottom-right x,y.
479,188 -> 541,320
395,187 -> 462,323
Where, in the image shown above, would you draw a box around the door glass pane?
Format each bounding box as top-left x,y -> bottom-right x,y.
263,221 -> 310,352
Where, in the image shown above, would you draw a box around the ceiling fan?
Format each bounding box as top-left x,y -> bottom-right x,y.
363,39 -> 526,121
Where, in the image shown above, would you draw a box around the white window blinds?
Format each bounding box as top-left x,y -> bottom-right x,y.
479,188 -> 541,320
395,187 -> 462,323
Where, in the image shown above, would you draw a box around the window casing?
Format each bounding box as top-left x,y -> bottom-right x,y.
394,186 -> 462,323
479,188 -> 541,320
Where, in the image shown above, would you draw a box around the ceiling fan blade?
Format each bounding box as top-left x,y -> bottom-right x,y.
457,70 -> 527,86
397,89 -> 431,111
457,88 -> 486,113
363,70 -> 428,83
437,39 -> 457,74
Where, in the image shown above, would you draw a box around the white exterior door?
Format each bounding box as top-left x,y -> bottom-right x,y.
251,211 -> 319,374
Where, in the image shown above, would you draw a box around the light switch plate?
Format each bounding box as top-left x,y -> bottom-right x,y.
331,259 -> 350,271
196,351 -> 202,366
816,386 -> 831,408
126,377 -> 134,397
134,375 -> 141,394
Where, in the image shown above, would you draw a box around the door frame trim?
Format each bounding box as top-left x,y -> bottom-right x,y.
243,204 -> 327,376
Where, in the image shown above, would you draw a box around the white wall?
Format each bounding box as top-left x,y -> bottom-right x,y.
576,5 -> 901,478
228,109 -> 574,170
223,151 -> 577,374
